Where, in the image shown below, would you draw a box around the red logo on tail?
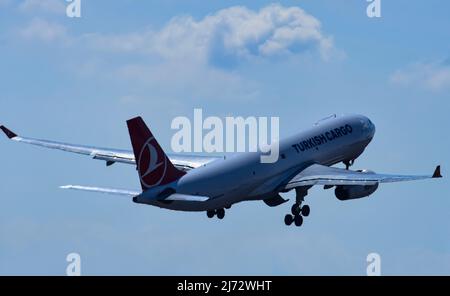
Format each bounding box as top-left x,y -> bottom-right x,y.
138,137 -> 168,188
127,116 -> 186,190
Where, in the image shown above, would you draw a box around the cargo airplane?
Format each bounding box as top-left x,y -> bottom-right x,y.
0,114 -> 442,227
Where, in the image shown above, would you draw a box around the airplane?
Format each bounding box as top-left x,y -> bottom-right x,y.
0,114 -> 442,227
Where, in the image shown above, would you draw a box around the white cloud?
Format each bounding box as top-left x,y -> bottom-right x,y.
390,60 -> 450,91
13,4 -> 333,103
19,0 -> 65,14
85,4 -> 334,67
18,18 -> 67,42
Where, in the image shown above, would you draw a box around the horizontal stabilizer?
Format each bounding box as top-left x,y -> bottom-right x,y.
60,185 -> 140,197
60,185 -> 209,202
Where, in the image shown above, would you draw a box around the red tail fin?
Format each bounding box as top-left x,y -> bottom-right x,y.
126,117 -> 185,190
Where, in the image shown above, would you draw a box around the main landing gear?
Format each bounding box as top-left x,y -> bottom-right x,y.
207,208 -> 225,219
284,187 -> 311,227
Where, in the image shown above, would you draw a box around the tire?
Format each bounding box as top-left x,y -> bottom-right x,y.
294,215 -> 303,227
301,205 -> 310,217
217,209 -> 225,219
284,214 -> 294,226
291,204 -> 301,216
207,210 -> 215,218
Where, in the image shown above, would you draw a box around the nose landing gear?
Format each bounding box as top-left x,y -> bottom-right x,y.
284,187 -> 311,227
344,159 -> 355,170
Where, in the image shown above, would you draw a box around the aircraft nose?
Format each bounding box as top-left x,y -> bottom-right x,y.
361,117 -> 375,139
366,118 -> 376,139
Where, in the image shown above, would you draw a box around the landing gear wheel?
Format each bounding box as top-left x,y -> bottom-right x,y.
294,215 -> 303,227
301,205 -> 310,217
284,214 -> 294,226
216,209 -> 225,219
291,203 -> 301,216
207,210 -> 215,218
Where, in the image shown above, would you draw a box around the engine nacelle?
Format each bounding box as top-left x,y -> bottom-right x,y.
334,169 -> 379,201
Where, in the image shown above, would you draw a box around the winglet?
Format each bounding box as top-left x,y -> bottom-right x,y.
0,126 -> 17,139
432,165 -> 442,178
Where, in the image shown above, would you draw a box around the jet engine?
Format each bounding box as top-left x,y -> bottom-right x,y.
334,170 -> 379,201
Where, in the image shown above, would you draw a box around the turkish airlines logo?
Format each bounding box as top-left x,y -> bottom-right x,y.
138,137 -> 167,188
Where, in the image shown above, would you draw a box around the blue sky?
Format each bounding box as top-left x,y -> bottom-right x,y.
0,0 -> 449,275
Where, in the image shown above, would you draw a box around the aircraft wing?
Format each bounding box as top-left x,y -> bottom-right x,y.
60,185 -> 209,202
284,164 -> 442,190
0,125 -> 218,170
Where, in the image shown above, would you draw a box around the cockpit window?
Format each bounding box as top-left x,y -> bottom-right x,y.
362,119 -> 370,131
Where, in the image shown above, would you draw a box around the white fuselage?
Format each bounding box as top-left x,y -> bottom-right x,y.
137,114 -> 376,211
